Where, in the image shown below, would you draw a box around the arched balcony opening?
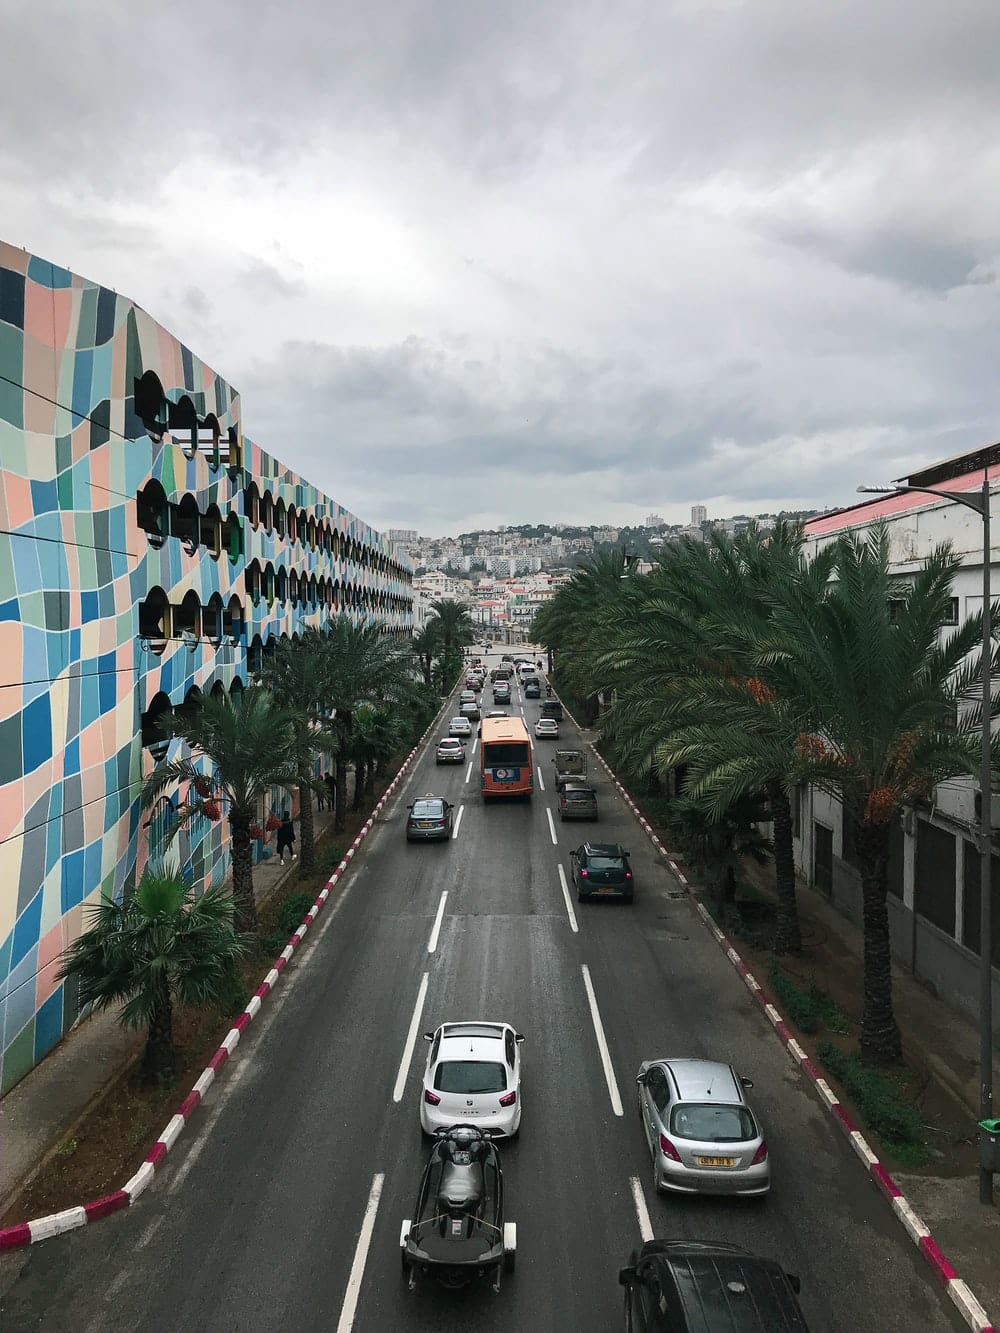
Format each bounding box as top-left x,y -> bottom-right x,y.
287,505 -> 298,544
171,494 -> 200,554
244,481 -> 260,529
136,480 -> 169,548
175,590 -> 202,644
289,570 -> 299,606
222,512 -> 243,565
223,595 -> 244,645
260,490 -> 274,533
203,593 -> 225,645
134,371 -> 169,443
274,497 -> 286,540
275,566 -> 288,603
201,504 -> 222,559
141,690 -> 174,758
169,395 -> 199,458
138,587 -> 170,651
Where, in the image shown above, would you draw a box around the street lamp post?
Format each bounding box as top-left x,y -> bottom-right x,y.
858,474 -> 995,1204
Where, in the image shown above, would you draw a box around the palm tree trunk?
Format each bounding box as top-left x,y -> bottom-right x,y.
768,780 -> 802,955
352,760 -> 366,810
141,991 -> 175,1085
856,819 -> 902,1063
230,817 -> 258,934
297,781 -> 315,876
335,755 -> 349,832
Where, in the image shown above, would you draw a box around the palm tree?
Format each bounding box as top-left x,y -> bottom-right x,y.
350,703 -> 405,807
262,633 -> 341,876
57,866 -> 247,1085
714,525 -> 988,1061
143,690 -> 299,934
319,617 -> 416,831
409,622 -> 442,688
596,525 -> 835,954
427,598 -> 476,657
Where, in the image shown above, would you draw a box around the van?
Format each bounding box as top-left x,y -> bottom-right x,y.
620,1240 -> 809,1332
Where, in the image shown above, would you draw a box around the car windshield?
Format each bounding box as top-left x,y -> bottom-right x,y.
670,1103 -> 756,1143
435,1060 -> 507,1094
484,742 -> 530,765
411,800 -> 444,818
587,854 -> 624,870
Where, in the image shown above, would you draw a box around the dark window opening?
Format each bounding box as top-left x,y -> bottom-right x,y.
915,819 -> 956,936
961,842 -> 1000,968
814,821 -> 833,895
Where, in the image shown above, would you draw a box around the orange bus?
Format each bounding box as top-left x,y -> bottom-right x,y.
479,716 -> 534,800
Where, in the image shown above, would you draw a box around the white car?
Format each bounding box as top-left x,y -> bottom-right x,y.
420,1021 -> 524,1139
449,716 -> 473,738
436,737 -> 466,764
534,717 -> 560,739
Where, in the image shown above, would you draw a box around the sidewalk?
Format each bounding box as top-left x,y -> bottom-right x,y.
0,802 -> 338,1219
740,861 -> 1000,1324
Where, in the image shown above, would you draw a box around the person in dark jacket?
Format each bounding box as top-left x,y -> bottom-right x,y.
276,811 -> 296,865
324,773 -> 336,812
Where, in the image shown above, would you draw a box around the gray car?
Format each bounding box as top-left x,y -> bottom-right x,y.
558,784 -> 598,821
636,1058 -> 769,1197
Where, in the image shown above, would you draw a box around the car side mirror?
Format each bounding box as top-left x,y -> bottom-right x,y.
635,1072 -> 647,1086
740,1076 -> 754,1089
619,1265 -> 637,1287
422,1032 -> 433,1041
786,1273 -> 801,1295
515,1033 -> 525,1043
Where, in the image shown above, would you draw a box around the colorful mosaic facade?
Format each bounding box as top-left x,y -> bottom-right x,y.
0,241 -> 412,1093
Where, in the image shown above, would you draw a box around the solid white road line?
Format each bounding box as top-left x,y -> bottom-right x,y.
472,738 -> 479,757
335,1172 -> 385,1333
427,891 -> 448,953
545,807 -> 558,845
581,963 -> 624,1116
556,863 -> 579,933
452,805 -> 465,839
393,972 -> 430,1103
465,759 -> 474,784
536,766 -> 545,791
630,1176 -> 654,1242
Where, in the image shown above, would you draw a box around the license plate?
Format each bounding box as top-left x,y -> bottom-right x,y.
596,886 -> 617,893
418,821 -> 433,828
696,1155 -> 736,1167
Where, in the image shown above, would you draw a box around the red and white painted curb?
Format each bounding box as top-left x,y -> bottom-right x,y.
583,736 -> 997,1333
0,695 -> 454,1253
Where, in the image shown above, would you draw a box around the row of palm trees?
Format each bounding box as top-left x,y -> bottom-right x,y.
532,523 -> 995,1064
58,603 -> 477,1083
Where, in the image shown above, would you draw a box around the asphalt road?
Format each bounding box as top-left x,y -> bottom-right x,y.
0,651 -> 968,1332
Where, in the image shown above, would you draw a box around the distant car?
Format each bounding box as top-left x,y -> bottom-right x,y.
420,1021 -> 524,1138
449,716 -> 473,738
502,654 -> 513,663
406,796 -> 454,843
636,1058 -> 769,1197
460,699 -> 481,722
492,684 -> 512,703
558,784 -> 598,821
540,699 -> 563,722
524,681 -> 541,699
534,717 -> 559,740
460,689 -> 477,704
570,842 -> 633,902
436,737 -> 466,764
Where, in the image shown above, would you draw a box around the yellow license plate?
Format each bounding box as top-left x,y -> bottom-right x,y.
697,1156 -> 736,1167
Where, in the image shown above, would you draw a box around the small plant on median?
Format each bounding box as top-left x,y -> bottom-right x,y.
278,892 -> 316,937
818,1041 -> 928,1163
767,960 -> 853,1036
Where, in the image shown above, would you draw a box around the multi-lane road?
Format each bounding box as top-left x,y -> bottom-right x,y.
0,653 -> 968,1332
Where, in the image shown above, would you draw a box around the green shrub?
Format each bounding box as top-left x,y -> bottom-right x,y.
214,958 -> 250,1017
818,1041 -> 926,1157
767,960 -> 854,1037
277,891 -> 315,937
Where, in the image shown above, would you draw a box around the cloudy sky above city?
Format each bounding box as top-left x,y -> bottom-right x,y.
5,0 -> 1000,534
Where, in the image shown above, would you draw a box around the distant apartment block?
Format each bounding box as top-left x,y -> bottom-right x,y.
691,504 -> 707,526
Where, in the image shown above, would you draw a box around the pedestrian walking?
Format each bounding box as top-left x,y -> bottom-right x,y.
324,772 -> 336,811
275,810 -> 296,865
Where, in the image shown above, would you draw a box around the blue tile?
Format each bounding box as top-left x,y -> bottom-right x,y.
64,736 -> 80,773
1,951 -> 38,1043
0,600 -> 19,623
60,848 -> 86,914
10,890 -> 42,971
80,591 -> 99,623
28,478 -> 58,517
33,989 -> 64,1061
71,349 -> 94,422
26,256 -> 72,288
21,694 -> 51,772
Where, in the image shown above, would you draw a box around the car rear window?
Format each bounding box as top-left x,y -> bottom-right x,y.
411,800 -> 444,818
435,1061 -> 507,1094
564,789 -> 596,802
587,854 -> 624,869
670,1103 -> 756,1143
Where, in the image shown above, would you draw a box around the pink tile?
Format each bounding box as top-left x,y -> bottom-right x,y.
35,922 -> 64,1008
0,774 -> 25,842
50,287 -> 75,352
0,472 -> 33,529
22,279 -> 56,347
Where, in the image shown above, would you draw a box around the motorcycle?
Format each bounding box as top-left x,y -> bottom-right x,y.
400,1124 -> 516,1292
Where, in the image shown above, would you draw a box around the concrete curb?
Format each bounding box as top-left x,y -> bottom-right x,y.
0,692 -> 454,1253
580,732 -> 997,1333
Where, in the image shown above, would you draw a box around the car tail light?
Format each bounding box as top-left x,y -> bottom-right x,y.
658,1134 -> 681,1162
625,871 -> 633,880
580,869 -> 588,877
498,1091 -> 517,1107
751,1139 -> 768,1164
424,1090 -> 441,1105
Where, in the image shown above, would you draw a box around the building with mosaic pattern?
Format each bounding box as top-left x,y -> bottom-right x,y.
0,240 -> 412,1093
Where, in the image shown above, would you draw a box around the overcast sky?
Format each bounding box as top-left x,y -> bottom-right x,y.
5,1 -> 1000,535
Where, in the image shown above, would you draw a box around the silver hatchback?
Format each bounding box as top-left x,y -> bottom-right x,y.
636,1058 -> 769,1197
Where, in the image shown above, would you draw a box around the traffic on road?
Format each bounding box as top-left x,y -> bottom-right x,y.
0,647 -> 969,1332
